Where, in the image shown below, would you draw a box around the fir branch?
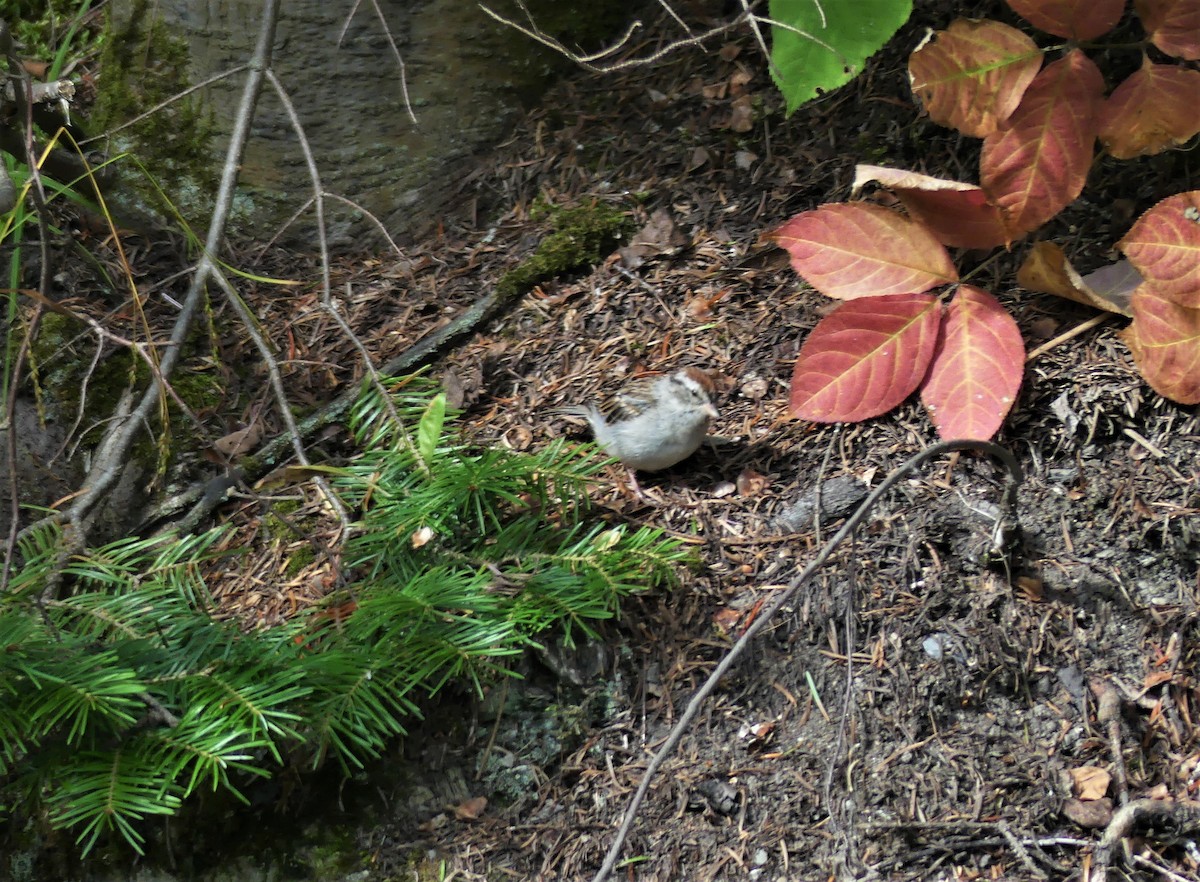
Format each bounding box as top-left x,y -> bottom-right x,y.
44,746 -> 183,855
2,373 -> 697,855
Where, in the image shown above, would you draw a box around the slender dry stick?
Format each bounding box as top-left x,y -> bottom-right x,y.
1093,799 -> 1200,882
258,190 -> 409,260
264,67 -> 422,485
479,2 -> 753,72
591,439 -> 1024,882
1,27 -> 53,591
216,69 -> 361,538
16,289 -> 214,441
79,66 -> 249,145
56,0 -> 281,536
365,0 -> 417,124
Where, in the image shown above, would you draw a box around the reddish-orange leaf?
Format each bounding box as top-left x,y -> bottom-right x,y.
771,203 -> 958,300
1118,191 -> 1200,308
920,286 -> 1024,440
1016,241 -> 1136,316
1100,60 -> 1200,158
1135,0 -> 1200,60
981,50 -> 1103,239
854,165 -> 1011,249
909,19 -> 1042,137
790,293 -> 942,422
1007,0 -> 1125,39
1122,284 -> 1200,403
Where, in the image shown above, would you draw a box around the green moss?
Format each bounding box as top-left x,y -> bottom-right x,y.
164,364 -> 224,414
31,311 -> 137,424
270,499 -> 302,518
92,0 -> 217,228
262,500 -> 323,567
495,200 -> 632,301
9,0 -> 104,79
291,823 -> 363,878
284,544 -> 317,577
28,302 -> 231,488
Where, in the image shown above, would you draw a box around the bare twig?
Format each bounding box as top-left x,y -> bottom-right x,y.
35,0 -> 283,572
365,0 -> 417,124
2,26 -> 63,591
1093,799 -> 1200,882
1093,678 -> 1130,807
478,1 -> 754,73
80,67 -> 249,145
1128,851 -> 1197,882
258,190 -> 410,261
244,246 -> 538,481
591,439 -> 1024,881
481,0 -> 842,82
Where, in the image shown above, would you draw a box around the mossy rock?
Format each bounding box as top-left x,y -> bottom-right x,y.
91,0 -> 218,233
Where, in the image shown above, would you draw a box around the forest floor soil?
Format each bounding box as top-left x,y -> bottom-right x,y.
71,1 -> 1198,879
298,3 -> 1200,880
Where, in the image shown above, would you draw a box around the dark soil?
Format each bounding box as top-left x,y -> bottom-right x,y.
31,0 -> 1200,879
328,3 -> 1199,880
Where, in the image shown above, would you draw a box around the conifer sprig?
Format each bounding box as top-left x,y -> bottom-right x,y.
2,375 -> 694,856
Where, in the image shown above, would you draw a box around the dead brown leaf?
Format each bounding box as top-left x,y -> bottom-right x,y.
453,796 -> 488,821
1069,765 -> 1111,800
1016,575 -> 1045,602
736,468 -> 770,497
728,95 -> 754,132
214,423 -> 263,457
712,607 -> 742,635
1063,797 -> 1113,828
618,208 -> 689,269
442,369 -> 466,409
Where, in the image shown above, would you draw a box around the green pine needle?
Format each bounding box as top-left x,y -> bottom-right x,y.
2,373 -> 696,855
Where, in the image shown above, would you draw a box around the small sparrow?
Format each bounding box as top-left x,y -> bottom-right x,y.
556,367 -> 719,490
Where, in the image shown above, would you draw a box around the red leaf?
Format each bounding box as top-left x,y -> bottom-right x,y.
1100,60 -> 1200,158
1122,284 -> 1200,403
1118,191 -> 1200,308
920,286 -> 1025,440
981,50 -> 1103,239
909,19 -> 1042,137
790,293 -> 942,422
1007,0 -> 1125,39
1135,0 -> 1200,60
854,165 -> 1011,249
772,203 -> 957,300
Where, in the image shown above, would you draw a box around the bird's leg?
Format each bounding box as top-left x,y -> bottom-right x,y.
625,467 -> 646,500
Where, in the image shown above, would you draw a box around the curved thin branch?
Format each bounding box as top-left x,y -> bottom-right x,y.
1093,798 -> 1200,882
478,1 -> 755,73
55,0 -> 282,544
592,439 -> 1024,881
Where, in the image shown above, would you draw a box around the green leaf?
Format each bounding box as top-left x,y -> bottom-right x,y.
417,392 -> 446,467
769,0 -> 913,115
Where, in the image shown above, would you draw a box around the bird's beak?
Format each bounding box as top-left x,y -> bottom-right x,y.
703,403 -> 719,420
